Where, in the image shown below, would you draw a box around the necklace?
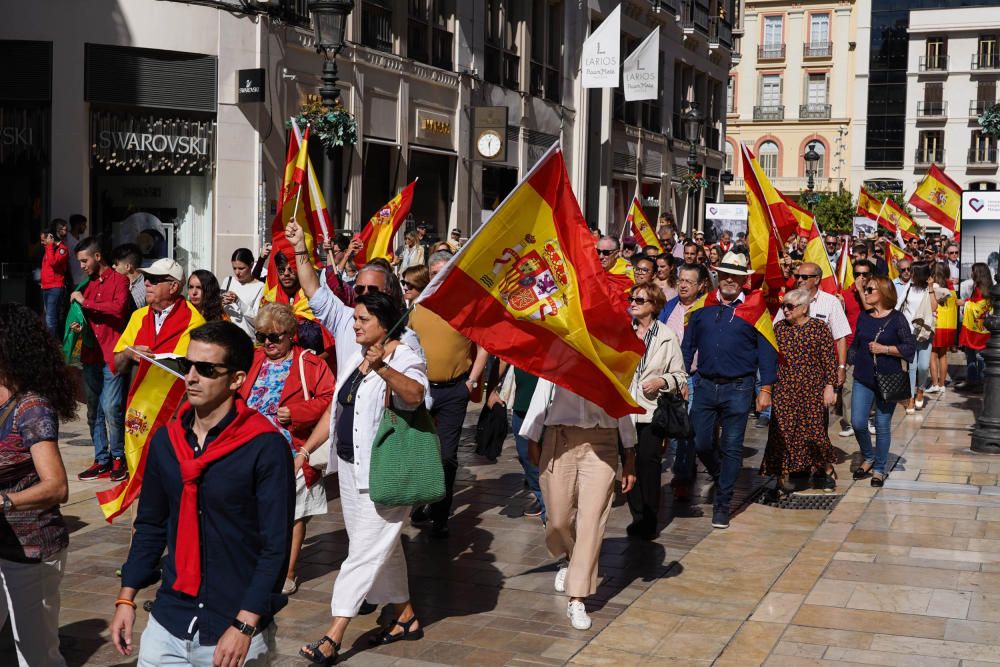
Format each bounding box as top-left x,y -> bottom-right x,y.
344,368 -> 366,403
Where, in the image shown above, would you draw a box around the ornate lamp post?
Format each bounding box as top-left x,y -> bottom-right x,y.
803,141 -> 820,211
972,278 -> 1000,454
683,103 -> 704,238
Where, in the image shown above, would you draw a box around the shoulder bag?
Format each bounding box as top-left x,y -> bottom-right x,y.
873,312 -> 911,403
650,392 -> 693,439
368,375 -> 446,507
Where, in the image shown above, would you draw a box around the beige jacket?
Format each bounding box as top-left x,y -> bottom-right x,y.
630,321 -> 688,424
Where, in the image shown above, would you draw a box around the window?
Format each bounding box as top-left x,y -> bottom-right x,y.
925,37 -> 947,70
408,0 -> 454,70
763,16 -> 783,48
485,0 -> 519,89
362,0 -> 394,53
759,140 -> 779,178
917,130 -> 944,163
760,74 -> 781,107
971,130 -> 997,163
809,14 -> 830,46
530,1 -> 562,103
922,82 -> 944,116
727,76 -> 735,113
724,142 -> 734,174
805,141 -> 826,177
807,73 -> 827,105
979,35 -> 998,69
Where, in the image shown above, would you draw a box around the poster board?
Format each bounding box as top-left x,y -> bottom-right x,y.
961,191 -> 1000,280
703,203 -> 748,246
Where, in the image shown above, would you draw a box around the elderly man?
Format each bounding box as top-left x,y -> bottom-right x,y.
825,234 -> 841,267
682,252 -> 777,529
945,242 -> 960,282
596,236 -> 622,272
893,258 -> 912,300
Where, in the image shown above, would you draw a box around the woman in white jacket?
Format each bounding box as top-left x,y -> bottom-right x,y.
626,283 -> 688,540
221,248 -> 265,338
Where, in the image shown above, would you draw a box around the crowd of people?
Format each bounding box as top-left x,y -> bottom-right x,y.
0,208 -> 985,665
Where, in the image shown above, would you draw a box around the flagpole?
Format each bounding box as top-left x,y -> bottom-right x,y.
873,198 -> 888,235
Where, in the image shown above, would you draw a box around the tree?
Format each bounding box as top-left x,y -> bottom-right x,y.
808,190 -> 855,234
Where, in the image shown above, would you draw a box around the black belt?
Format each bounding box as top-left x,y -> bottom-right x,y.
429,372 -> 469,389
699,374 -> 753,385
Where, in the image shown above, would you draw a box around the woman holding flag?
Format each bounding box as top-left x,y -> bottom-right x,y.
928,262 -> 957,394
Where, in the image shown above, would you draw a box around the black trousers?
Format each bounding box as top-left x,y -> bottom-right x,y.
428,379 -> 472,526
626,422 -> 665,530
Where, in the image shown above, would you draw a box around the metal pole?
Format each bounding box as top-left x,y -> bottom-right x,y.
971,276 -> 1000,454
318,56 -> 341,231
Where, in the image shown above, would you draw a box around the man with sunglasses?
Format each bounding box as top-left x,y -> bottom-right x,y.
825,234 -> 841,267
893,259 -> 912,300
945,243 -> 960,283
110,321 -> 293,666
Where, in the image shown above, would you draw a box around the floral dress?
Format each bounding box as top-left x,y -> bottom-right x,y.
246,359 -> 293,447
761,318 -> 838,477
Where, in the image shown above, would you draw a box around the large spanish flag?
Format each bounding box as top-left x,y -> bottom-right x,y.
781,193 -> 838,295
684,289 -> 779,354
857,187 -> 883,221
417,145 -> 644,417
98,300 -> 206,521
910,164 -> 961,235
625,193 -> 661,252
354,179 -> 417,267
742,144 -> 797,304
882,198 -> 920,240
960,288 -> 991,350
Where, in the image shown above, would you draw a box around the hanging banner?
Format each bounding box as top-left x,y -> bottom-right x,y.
623,29 -> 659,101
581,4 -> 621,88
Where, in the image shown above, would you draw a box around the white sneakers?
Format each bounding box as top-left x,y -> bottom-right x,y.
554,566 -> 568,593
566,600 -> 592,630
925,385 -> 945,394
838,428 -> 854,437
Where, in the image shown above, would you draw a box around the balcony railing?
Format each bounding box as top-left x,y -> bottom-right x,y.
753,105 -> 785,121
918,55 -> 949,72
972,53 -> 1000,71
969,147 -> 998,165
803,41 -> 832,58
758,44 -> 786,60
708,17 -> 732,48
361,4 -> 393,53
679,0 -> 710,35
916,101 -> 948,118
726,176 -> 847,192
799,103 -> 831,119
971,99 -> 999,117
914,149 -> 944,166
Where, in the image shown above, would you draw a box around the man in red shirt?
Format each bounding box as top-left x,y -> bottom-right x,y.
40,219 -> 70,337
71,237 -> 132,482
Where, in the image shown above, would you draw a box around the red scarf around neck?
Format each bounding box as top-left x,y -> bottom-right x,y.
165,398 -> 277,597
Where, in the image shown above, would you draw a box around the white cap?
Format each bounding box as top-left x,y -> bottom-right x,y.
141,258 -> 184,282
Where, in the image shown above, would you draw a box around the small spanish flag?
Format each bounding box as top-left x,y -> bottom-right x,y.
742,144 -> 796,300
355,179 -> 417,267
857,187 -> 883,221
625,193 -> 661,252
882,198 -> 920,240
910,164 -> 961,235
781,194 -> 838,295
836,237 -> 854,291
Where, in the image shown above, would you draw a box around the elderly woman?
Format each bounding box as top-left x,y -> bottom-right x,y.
298,292 -> 429,664
0,303 -> 75,666
626,283 -> 687,539
762,289 -> 838,492
850,276 -> 916,486
400,264 -> 430,306
393,231 -> 426,273
238,303 -> 334,595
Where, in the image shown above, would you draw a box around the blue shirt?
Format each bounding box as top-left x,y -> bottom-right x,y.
681,293 -> 778,385
849,310 -> 916,390
121,406 -> 294,644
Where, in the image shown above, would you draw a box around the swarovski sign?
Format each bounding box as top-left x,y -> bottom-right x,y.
91,110 -> 216,174
237,68 -> 265,103
97,130 -> 209,156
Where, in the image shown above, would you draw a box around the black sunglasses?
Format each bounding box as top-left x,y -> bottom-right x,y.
596,248 -> 617,256
628,296 -> 648,305
254,332 -> 286,345
781,302 -> 799,311
863,287 -> 876,294
854,271 -> 871,277
177,358 -> 232,378
400,280 -> 420,290
353,284 -> 381,296
899,267 -> 912,273
144,274 -> 174,286
793,273 -> 820,280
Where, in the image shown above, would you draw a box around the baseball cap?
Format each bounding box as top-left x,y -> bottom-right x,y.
416,221 -> 430,230
141,258 -> 184,282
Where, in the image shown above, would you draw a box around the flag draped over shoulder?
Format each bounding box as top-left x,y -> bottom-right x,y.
355,179 -> 417,267
416,144 -> 644,418
626,194 -> 661,252
910,164 -> 961,235
683,289 -> 779,354
781,194 -> 838,294
960,289 -> 991,350
98,301 -> 206,521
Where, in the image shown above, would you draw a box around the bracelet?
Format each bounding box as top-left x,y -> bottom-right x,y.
296,449 -> 310,460
115,599 -> 137,609
294,250 -> 309,256
760,388 -> 772,394
837,364 -> 846,369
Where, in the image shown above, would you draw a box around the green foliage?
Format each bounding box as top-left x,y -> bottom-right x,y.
808,190 -> 854,234
979,103 -> 1000,139
287,96 -> 358,149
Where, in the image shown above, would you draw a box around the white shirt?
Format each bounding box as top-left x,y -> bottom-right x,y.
893,278 -> 909,301
152,302 -> 175,335
948,259 -> 960,283
897,284 -> 928,326
518,379 -> 637,449
773,289 -> 850,341
129,274 -> 147,309
221,276 -> 265,338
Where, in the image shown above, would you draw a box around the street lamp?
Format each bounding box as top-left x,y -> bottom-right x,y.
309,0 -> 354,107
972,277 -> 1000,454
803,141 -> 821,210
683,103 -> 704,237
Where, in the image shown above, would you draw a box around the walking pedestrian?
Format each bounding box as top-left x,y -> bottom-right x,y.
897,262 -> 934,411
221,248 -> 265,338
928,262 -> 957,394
40,219 -> 70,338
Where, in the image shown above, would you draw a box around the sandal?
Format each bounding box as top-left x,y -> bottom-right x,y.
871,472 -> 886,488
852,463 -> 873,480
300,636 -> 339,665
371,616 -> 424,645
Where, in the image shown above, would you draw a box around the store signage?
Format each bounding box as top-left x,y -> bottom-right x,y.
0,127 -> 33,146
581,4 -> 621,88
97,130 -> 209,156
623,29 -> 659,102
91,110 -> 216,174
238,68 -> 266,103
415,109 -> 454,147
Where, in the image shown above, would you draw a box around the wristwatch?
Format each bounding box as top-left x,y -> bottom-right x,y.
1,494 -> 12,513
232,619 -> 257,637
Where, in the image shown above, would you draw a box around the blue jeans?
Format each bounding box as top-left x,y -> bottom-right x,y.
690,376 -> 755,511
41,287 -> 64,338
83,363 -> 126,465
512,411 -> 545,521
910,342 -> 932,394
671,376 -> 698,484
851,380 -> 895,475
965,348 -> 986,385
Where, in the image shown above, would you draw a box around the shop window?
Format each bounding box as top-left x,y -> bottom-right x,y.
362,0 -> 394,53
530,0 -> 562,103
408,0 -> 454,70
758,141 -> 779,179
485,0 -> 520,89
407,150 -> 455,239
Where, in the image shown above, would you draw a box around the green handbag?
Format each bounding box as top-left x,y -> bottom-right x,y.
368,385 -> 446,507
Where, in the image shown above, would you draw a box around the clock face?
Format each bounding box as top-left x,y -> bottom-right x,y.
477,130 -> 502,158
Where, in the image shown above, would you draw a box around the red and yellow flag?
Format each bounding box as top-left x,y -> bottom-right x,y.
910,164 -> 961,235
355,179 -> 417,267
741,145 -> 796,299
416,145 -> 644,417
856,187 -> 883,221
884,238 -> 914,280
781,194 -> 838,295
882,199 -> 920,240
98,301 -> 206,521
684,289 -> 779,354
836,237 -> 854,291
626,194 -> 661,252
960,289 -> 991,350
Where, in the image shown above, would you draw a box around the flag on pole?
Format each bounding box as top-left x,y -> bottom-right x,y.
781,194 -> 838,295
959,289 -> 991,350
741,144 -> 798,300
354,179 -> 417,268
856,187 -> 883,221
882,198 -> 920,240
836,237 -> 854,291
581,4 -> 622,88
622,28 -> 659,101
416,144 -> 645,418
884,238 -> 914,280
910,164 -> 961,235
625,192 -> 661,252
97,302 -> 206,521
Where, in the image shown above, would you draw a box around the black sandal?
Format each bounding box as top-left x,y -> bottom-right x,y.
852,463 -> 873,480
871,473 -> 886,488
300,635 -> 339,665
371,616 -> 424,645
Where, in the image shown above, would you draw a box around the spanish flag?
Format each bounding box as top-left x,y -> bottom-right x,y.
836,237 -> 854,291
910,164 -> 961,235
98,300 -> 206,521
884,238 -> 914,281
882,198 -> 920,240
960,288 -> 991,350
781,194 -> 838,295
416,144 -> 645,417
684,289 -> 779,354
856,187 -> 883,221
742,144 -> 798,305
355,179 -> 417,268
626,193 -> 661,252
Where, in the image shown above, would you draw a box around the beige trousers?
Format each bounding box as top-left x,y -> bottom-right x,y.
539,425 -> 618,598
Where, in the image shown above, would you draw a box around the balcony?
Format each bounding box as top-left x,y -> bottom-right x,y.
972,53 -> 1000,71
914,149 -> 944,166
916,101 -> 948,119
799,103 -> 831,119
361,4 -> 393,53
758,44 -> 786,61
753,105 -> 785,121
969,147 -> 998,166
918,55 -> 949,73
971,99 -> 999,118
803,42 -> 833,58
727,176 -> 847,192
679,0 -> 710,36
708,17 -> 732,49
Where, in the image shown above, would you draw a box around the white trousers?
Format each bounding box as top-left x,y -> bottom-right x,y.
137,614 -> 275,666
0,550 -> 67,667
329,457 -> 411,617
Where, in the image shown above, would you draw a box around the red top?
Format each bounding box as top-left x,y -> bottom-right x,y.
79,267 -> 131,369
841,286 -> 865,349
40,242 -> 69,289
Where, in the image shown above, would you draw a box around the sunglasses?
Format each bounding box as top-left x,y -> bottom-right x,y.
628,296 -> 648,305
780,303 -> 799,311
864,287 -> 877,294
854,271 -> 871,278
400,280 -> 419,290
254,332 -> 286,345
793,273 -> 820,280
144,274 -> 175,286
176,358 -> 232,379
899,267 -> 912,273
596,248 -> 617,256
353,284 -> 381,296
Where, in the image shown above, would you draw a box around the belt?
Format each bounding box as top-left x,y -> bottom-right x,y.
699,374 -> 753,385
429,372 -> 469,389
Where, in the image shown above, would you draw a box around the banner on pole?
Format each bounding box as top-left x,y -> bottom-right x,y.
581,4 -> 621,88
623,29 -> 659,101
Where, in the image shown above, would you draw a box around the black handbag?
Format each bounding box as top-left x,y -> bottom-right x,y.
474,403 -> 508,462
873,313 -> 911,403
650,392 -> 693,439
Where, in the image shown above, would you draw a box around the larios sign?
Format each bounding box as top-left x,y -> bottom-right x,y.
97,130 -> 209,156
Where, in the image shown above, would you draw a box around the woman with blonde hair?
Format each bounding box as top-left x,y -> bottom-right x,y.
400,264 -> 430,306
393,231 -> 426,273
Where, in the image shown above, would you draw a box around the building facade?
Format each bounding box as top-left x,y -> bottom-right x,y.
723,0 -> 856,202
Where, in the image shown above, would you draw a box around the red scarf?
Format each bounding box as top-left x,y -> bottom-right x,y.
165,398 -> 278,597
